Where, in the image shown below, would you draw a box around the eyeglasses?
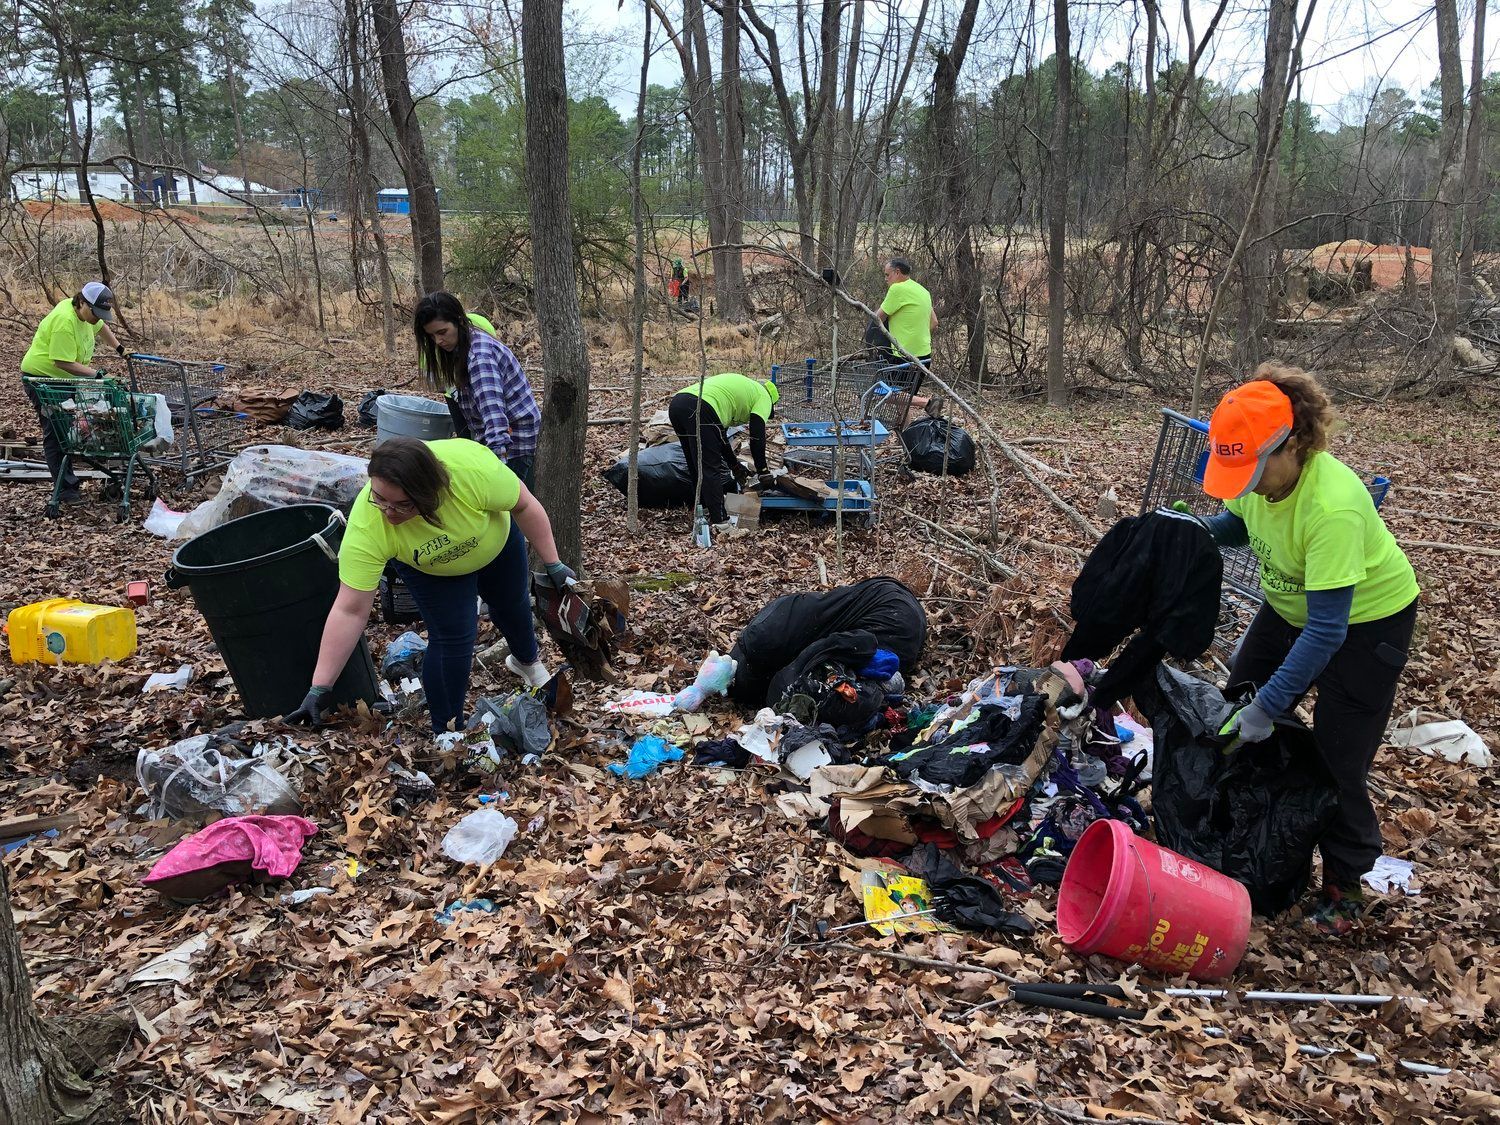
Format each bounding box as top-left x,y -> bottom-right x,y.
368,489 -> 416,514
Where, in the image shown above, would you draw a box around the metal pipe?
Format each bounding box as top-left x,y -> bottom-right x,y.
1201,1027 -> 1449,1075
1168,989 -> 1395,1006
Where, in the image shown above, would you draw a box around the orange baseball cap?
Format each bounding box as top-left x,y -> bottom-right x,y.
1202,380 -> 1293,500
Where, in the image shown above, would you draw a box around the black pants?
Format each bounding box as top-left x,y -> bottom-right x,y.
22,377 -> 81,492
1227,597 -> 1418,889
668,392 -> 732,524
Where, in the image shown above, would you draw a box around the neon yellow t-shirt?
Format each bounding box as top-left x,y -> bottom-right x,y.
338,438 -> 521,591
880,278 -> 933,358
1226,451 -> 1419,627
676,372 -> 774,426
21,299 -> 102,379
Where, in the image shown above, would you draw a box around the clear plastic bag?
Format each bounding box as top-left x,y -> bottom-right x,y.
136,731 -> 303,821
174,445 -> 369,540
441,808 -> 519,865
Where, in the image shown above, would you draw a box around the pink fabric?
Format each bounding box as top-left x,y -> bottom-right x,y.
1050,660 -> 1088,698
144,815 -> 318,885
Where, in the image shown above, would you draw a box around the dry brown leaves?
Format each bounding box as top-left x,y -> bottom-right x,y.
1,321 -> 1498,1121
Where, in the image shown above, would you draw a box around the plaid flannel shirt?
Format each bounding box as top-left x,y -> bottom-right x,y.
454,332 -> 541,461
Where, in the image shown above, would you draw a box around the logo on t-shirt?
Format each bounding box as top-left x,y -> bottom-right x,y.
424,537 -> 481,568
1249,532 -> 1303,595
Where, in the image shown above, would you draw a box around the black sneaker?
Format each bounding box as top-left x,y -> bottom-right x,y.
58,487 -> 85,505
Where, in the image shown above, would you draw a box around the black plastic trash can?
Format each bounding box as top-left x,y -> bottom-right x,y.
167,504 -> 380,719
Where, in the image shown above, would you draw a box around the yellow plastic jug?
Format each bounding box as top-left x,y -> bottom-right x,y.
5,598 -> 138,665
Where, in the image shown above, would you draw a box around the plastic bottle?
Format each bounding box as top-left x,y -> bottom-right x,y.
693,507 -> 712,548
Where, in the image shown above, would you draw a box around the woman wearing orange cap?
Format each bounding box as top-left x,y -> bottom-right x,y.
1199,364 -> 1419,936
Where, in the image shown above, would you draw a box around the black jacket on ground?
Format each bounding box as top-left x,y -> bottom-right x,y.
1060,508 -> 1222,707
729,577 -> 926,709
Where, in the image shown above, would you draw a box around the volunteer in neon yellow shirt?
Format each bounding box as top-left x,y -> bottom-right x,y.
20,281 -> 124,502
668,372 -> 779,527
286,437 -> 577,734
1198,366 -> 1419,936
877,257 -> 936,364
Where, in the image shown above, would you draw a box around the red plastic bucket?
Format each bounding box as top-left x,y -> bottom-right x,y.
1057,819 -> 1251,981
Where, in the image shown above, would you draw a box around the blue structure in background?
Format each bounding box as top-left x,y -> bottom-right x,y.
376,188 -> 410,214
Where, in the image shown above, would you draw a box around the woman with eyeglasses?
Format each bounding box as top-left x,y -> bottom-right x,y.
286,437 -> 576,734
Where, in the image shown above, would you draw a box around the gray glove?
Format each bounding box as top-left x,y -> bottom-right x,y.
285,685 -> 330,725
1218,700 -> 1274,753
542,561 -> 577,589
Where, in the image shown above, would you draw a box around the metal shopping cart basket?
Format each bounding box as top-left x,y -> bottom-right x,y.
127,353 -> 249,482
24,376 -> 159,522
1142,407 -> 1391,648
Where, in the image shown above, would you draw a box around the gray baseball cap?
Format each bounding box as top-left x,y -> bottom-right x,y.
81,280 -> 115,321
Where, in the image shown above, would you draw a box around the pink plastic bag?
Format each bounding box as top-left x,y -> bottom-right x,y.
144,815 -> 318,902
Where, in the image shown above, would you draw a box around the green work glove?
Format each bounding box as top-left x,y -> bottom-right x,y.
1171,500 -> 1194,515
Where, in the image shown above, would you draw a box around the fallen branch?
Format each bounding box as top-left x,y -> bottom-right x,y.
893,504 -> 1018,578
1384,507 -> 1500,530
822,941 -> 1025,986
1398,539 -> 1500,558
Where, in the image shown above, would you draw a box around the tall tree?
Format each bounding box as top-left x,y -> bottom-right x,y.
0,866 -> 100,1124
1431,0 -> 1466,375
627,4 -> 652,534
1459,0 -> 1488,301
370,0 -> 444,295
1045,0 -> 1071,405
522,0 -> 591,567
931,0 -> 983,383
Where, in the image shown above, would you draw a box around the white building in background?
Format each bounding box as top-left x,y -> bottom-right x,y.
8,166 -> 279,205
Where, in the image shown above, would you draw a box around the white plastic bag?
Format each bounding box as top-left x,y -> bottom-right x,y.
142,664 -> 193,693
604,690 -> 677,717
441,808 -> 519,865
1389,709 -> 1492,768
174,445 -> 370,540
142,498 -> 187,538
734,707 -> 785,763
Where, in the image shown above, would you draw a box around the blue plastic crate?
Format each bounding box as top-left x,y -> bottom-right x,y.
781,420 -> 891,447
760,478 -> 874,512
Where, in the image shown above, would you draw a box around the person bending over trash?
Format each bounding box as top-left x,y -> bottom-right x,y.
1195,365 -> 1419,936
287,437 -> 576,733
668,371 -> 779,529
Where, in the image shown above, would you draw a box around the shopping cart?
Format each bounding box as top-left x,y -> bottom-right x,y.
1141,407 -> 1391,645
24,376 -> 159,522
127,353 -> 249,482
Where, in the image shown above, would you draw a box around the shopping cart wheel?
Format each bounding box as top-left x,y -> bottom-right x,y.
45,502 -> 60,519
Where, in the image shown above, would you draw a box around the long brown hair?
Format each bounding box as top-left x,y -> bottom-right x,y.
413,291 -> 472,392
368,438 -> 450,526
1253,362 -> 1339,462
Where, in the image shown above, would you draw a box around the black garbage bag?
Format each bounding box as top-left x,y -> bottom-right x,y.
356,390 -> 388,428
902,418 -> 976,475
601,443 -> 736,509
288,391 -> 345,431
1136,664 -> 1340,916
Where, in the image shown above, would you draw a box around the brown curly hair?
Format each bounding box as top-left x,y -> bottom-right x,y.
1252,362 -> 1339,462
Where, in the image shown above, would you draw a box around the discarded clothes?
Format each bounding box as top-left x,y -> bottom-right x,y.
1136,664 -> 1339,915
859,649 -> 900,681
882,695 -> 1049,789
1061,508 -> 1222,707
730,578 -> 926,709
143,815 -> 318,902
930,875 -> 1036,935
694,738 -> 751,768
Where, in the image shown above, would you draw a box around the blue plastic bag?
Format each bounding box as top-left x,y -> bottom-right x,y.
608,734 -> 683,779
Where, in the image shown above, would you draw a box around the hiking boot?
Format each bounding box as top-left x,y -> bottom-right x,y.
58,487 -> 86,505
1309,884 -> 1367,937
505,653 -> 551,690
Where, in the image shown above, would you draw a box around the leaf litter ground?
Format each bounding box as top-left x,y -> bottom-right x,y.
1,330 -> 1498,1122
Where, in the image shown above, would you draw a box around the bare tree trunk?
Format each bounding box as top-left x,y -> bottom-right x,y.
222,28 -> 252,196
1236,0 -> 1294,369
522,0 -> 591,567
371,0 -> 444,295
345,0 -> 395,354
814,0 -> 840,274
932,0 -> 983,385
628,4 -> 652,534
1432,0 -> 1466,376
1045,0 -> 1071,406
0,864 -> 100,1124
1459,0 -> 1488,302
719,0 -> 748,315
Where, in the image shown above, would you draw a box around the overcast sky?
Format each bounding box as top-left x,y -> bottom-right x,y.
567,0 -> 1493,127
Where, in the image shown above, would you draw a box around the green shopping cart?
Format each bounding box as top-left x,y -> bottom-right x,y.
23,376 -> 159,522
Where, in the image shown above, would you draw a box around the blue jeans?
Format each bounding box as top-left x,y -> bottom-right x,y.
395,519 -> 539,733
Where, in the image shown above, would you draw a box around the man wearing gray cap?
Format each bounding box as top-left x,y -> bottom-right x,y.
20,281 -> 125,503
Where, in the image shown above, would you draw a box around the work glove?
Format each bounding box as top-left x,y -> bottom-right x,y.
755,469 -> 780,490
541,561 -> 577,589
730,459 -> 752,483
285,685 -> 330,725
1217,700 -> 1273,754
